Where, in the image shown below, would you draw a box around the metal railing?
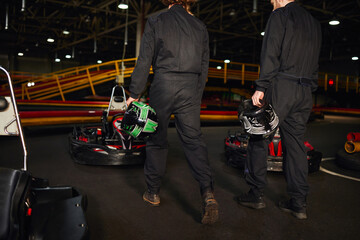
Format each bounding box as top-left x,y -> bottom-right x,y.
319,72 -> 359,93
1,58 -> 359,101
18,58 -> 138,100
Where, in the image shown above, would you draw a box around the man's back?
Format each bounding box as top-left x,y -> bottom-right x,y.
279,2 -> 322,79
130,3 -> 209,101
150,4 -> 207,74
256,2 -> 322,91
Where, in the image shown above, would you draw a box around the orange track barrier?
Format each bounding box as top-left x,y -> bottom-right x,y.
0,58 -> 359,102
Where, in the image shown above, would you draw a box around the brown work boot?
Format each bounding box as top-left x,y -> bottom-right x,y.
143,191 -> 160,207
201,190 -> 219,224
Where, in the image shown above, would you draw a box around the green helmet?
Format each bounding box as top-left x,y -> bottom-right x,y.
120,101 -> 158,138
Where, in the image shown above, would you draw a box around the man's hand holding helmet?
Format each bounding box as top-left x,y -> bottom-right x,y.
126,96 -> 138,107
251,90 -> 265,107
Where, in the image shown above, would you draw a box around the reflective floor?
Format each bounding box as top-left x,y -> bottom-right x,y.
1,115 -> 360,240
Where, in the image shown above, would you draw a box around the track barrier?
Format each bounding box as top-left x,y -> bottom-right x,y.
345,141 -> 360,153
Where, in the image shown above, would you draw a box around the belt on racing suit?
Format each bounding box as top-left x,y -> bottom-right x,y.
278,72 -> 313,87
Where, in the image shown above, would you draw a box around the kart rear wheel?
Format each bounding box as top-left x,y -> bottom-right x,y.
335,148 -> 360,171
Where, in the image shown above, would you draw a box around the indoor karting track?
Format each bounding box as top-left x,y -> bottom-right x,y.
1,115 -> 360,240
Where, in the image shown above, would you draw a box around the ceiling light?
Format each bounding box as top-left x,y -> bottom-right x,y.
261,31 -> 265,36
21,0 -> 25,11
352,56 -> 359,61
229,9 -> 236,16
217,66 -> 222,70
18,52 -> 24,56
224,59 -> 230,64
65,54 -> 71,59
47,38 -> 55,43
63,30 -> 70,35
329,20 -> 340,26
118,2 -> 128,9
55,58 -> 61,62
97,60 -> 102,64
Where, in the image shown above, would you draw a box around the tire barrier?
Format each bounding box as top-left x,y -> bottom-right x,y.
344,132 -> 360,154
335,132 -> 360,171
319,158 -> 360,182
345,141 -> 360,153
347,132 -> 360,142
336,149 -> 360,171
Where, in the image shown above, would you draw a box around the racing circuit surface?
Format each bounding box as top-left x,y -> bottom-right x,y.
0,115 -> 360,240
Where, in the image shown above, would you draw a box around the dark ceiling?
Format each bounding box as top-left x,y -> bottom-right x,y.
0,0 -> 360,68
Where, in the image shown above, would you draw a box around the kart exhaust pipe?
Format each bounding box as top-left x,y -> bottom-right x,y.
347,132 -> 360,142
345,141 -> 360,154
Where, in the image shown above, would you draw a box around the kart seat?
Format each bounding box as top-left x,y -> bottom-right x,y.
109,96 -> 126,111
0,168 -> 31,240
113,96 -> 124,102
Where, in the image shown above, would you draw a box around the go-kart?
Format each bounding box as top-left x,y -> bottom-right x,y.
0,66 -> 88,240
224,129 -> 322,173
69,85 -> 146,165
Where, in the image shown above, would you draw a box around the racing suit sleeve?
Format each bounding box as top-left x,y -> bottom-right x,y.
255,11 -> 286,93
197,27 -> 210,104
129,18 -> 155,99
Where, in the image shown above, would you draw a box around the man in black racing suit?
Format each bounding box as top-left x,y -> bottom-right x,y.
126,0 -> 218,224
237,0 -> 322,220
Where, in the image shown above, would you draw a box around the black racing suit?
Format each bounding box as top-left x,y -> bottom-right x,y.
129,5 -> 212,194
246,2 -> 322,208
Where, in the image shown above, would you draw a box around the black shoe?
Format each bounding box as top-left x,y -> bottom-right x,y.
279,199 -> 307,220
201,191 -> 219,224
143,191 -> 160,207
237,190 -> 266,209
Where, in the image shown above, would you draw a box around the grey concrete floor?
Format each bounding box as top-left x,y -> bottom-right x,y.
1,115 -> 360,240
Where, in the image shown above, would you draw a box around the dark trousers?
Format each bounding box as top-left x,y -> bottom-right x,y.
245,78 -> 313,207
145,73 -> 213,194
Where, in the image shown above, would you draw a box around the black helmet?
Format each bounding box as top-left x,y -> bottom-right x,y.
238,99 -> 279,138
120,102 -> 158,138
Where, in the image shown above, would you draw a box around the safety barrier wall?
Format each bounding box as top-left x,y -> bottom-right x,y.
15,58 -> 137,101
0,58 -> 358,101
318,72 -> 359,94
